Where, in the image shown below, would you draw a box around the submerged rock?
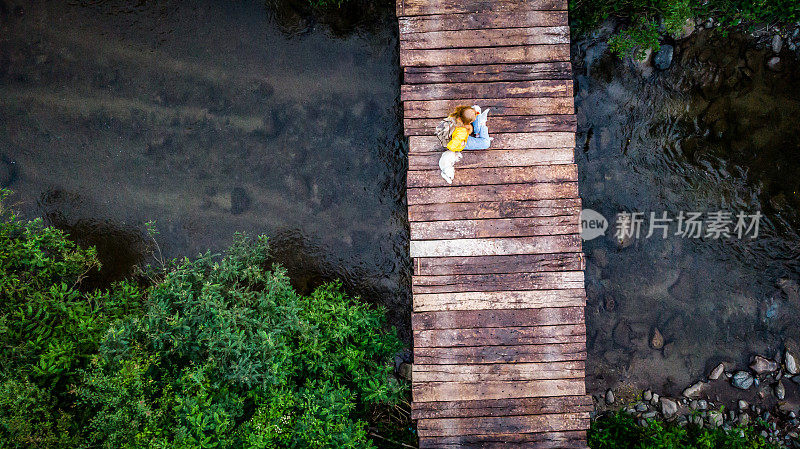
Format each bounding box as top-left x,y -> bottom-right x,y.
653,44 -> 675,70
751,355 -> 779,374
709,363 -> 725,380
733,371 -> 755,390
650,327 -> 664,349
767,56 -> 782,72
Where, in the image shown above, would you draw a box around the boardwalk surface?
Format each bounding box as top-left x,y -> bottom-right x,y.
397,0 -> 590,447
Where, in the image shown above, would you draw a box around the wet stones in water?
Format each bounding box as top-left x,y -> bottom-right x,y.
775,381 -> 786,400
230,187 -> 252,215
767,56 -> 783,72
653,44 -> 674,70
612,320 -> 634,349
650,327 -> 664,349
732,371 -> 755,390
708,363 -> 725,380
751,355 -> 779,374
785,350 -> 798,375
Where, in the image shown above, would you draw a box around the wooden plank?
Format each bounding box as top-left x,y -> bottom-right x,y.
414,323 -> 586,346
412,307 -> 585,330
409,132 -> 575,153
404,97 -> 574,119
413,361 -> 585,382
399,11 -> 568,34
401,80 -> 572,101
411,395 -> 592,419
408,198 -> 582,221
413,289 -> 585,312
407,183 -> 578,206
409,234 -> 581,257
413,344 -> 587,365
400,27 -> 569,51
417,413 -> 589,437
410,216 -> 577,240
400,45 -> 570,67
405,115 -> 576,135
407,164 -> 578,188
413,378 -> 586,402
408,148 -> 574,168
404,62 -> 572,84
419,431 -> 589,449
412,271 -> 585,294
398,0 -> 567,17
413,253 -> 583,276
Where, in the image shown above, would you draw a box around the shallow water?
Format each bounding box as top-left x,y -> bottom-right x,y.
0,0 -> 411,339
574,29 -> 800,399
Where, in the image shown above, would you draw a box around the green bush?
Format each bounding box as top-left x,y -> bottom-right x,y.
589,411 -> 782,449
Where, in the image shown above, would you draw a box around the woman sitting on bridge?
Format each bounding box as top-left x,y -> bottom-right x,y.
439,105 -> 492,183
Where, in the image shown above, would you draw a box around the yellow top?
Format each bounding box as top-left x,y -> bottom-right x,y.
446,127 -> 469,152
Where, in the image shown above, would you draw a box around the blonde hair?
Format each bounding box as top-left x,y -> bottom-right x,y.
448,105 -> 475,125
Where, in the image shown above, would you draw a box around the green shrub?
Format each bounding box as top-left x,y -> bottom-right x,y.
79,234 -> 405,449
589,411 -> 782,448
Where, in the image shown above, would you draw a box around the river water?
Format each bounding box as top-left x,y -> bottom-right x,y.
2,0 -> 800,400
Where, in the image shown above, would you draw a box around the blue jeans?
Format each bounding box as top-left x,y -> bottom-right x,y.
464,110 -> 491,150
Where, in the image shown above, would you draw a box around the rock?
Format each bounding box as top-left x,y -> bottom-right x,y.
674,18 -> 695,39
635,402 -> 648,412
698,399 -> 708,410
690,400 -> 699,410
660,397 -> 678,418
708,411 -> 724,428
732,371 -> 755,390
739,413 -> 751,426
650,328 -> 665,349
643,390 -> 652,401
230,187 -> 252,215
643,411 -> 658,419
651,393 -> 660,406
778,278 -> 800,303
398,362 -> 412,380
767,56 -> 783,72
739,400 -> 749,410
709,363 -> 725,380
772,35 -> 784,53
751,355 -> 779,374
682,381 -> 707,399
775,381 -> 786,400
690,415 -> 704,427
653,44 -> 675,70
605,389 -> 615,405
612,321 -> 634,349
786,350 -> 798,375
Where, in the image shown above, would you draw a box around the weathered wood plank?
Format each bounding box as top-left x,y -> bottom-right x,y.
400,45 -> 570,67
407,164 -> 578,188
398,0 -> 567,17
412,271 -> 585,294
414,323 -> 586,347
417,413 -> 589,438
413,289 -> 586,312
408,198 -> 582,221
409,234 -> 581,257
410,216 -> 577,240
412,307 -> 585,330
404,97 -> 574,119
413,253 -> 583,276
413,378 -> 586,402
408,148 -> 574,169
414,344 -> 587,365
399,11 -> 568,34
401,80 -> 572,101
400,26 -> 569,51
404,62 -> 572,84
411,395 -> 592,419
405,115 -> 576,135
418,431 -> 589,449
413,361 -> 585,382
409,132 -> 575,153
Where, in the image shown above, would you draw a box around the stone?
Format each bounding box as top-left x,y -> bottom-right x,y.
775,381 -> 786,400
698,399 -> 708,410
690,415 -> 704,427
605,389 -> 615,404
398,362 -> 412,380
779,278 -> 800,303
739,400 -> 749,410
709,363 -> 725,380
643,411 -> 658,419
708,411 -> 724,428
787,351 -> 799,374
650,328 -> 665,349
751,355 -> 779,374
643,390 -> 652,401
653,44 -> 675,70
660,397 -> 678,418
732,371 -> 755,390
674,18 -> 695,39
651,393 -> 660,406
739,413 -> 751,426
682,381 -> 707,399
772,35 -> 784,53
767,56 -> 782,72
635,402 -> 648,412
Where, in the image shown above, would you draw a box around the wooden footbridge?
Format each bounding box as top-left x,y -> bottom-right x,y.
398,0 -> 590,447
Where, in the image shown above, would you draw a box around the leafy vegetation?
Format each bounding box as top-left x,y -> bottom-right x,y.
0,191 -> 408,448
570,0 -> 800,56
589,411 -> 783,449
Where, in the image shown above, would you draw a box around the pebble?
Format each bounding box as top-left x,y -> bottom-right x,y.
605,389 -> 615,404
697,399 -> 708,410
651,328 -> 664,349
660,397 -> 679,418
732,371 -> 755,390
653,44 -> 674,70
751,355 -> 779,374
739,400 -> 749,410
775,381 -> 786,400
643,390 -> 652,401
786,350 -> 798,375
643,411 -> 658,419
635,402 -> 648,412
651,393 -> 660,406
767,56 -> 782,72
709,363 -> 725,380
682,381 -> 707,398
708,411 -> 723,428
740,413 -> 751,426
773,35 -> 784,53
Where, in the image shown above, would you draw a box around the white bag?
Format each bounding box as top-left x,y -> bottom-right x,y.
439,150 -> 462,184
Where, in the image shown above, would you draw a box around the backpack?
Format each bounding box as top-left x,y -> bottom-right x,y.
435,116 -> 456,148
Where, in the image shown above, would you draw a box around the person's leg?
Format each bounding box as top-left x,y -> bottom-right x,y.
464,111 -> 491,150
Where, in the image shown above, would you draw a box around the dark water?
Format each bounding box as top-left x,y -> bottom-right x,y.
575,28 -> 800,399
0,0 -> 411,339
